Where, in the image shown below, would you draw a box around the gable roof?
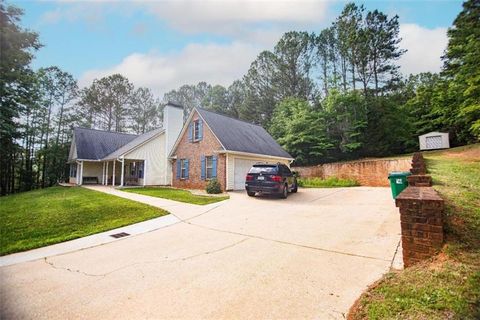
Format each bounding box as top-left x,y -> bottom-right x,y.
196,108 -> 293,159
102,128 -> 165,160
71,128 -> 138,161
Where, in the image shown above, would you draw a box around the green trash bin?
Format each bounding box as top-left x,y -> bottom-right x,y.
388,171 -> 411,199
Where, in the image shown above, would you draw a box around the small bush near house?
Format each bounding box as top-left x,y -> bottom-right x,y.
298,176 -> 359,188
206,179 -> 222,194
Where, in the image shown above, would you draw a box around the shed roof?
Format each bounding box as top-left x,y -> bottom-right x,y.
196,108 -> 292,159
71,128 -> 138,161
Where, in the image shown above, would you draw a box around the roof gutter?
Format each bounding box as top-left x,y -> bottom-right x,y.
216,150 -> 294,161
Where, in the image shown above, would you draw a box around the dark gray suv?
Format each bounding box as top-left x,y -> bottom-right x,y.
245,163 -> 298,198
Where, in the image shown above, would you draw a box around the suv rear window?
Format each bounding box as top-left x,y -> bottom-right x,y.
248,165 -> 278,174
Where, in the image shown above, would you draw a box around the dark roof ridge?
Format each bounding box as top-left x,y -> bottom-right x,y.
196,107 -> 264,129
195,107 -> 292,159
74,127 -> 139,136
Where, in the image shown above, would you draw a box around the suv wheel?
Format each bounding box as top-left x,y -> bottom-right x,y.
280,184 -> 288,199
292,183 -> 298,193
247,191 -> 256,197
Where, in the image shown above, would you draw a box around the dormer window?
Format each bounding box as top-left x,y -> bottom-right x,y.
193,120 -> 200,141
188,118 -> 203,142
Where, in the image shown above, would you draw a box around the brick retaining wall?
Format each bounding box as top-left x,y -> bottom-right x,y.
293,158 -> 411,187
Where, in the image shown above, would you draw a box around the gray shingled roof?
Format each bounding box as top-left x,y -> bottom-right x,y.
72,128 -> 138,160
197,108 -> 293,159
102,128 -> 165,160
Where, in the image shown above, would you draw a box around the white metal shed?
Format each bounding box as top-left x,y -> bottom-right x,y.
418,132 -> 450,150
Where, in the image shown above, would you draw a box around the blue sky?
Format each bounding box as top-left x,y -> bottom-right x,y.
15,0 -> 463,96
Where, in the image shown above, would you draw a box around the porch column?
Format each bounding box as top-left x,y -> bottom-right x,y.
102,162 -> 105,185
143,160 -> 147,186
105,161 -> 109,185
76,162 -> 80,185
120,158 -> 125,187
79,161 -> 84,186
112,160 -> 116,186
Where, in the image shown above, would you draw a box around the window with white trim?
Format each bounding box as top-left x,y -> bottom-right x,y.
193,120 -> 200,141
180,159 -> 187,179
206,156 -> 213,179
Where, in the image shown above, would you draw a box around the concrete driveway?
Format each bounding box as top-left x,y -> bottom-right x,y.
0,187 -> 401,319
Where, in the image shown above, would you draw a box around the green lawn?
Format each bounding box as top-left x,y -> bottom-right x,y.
0,186 -> 168,256
350,144 -> 480,320
122,187 -> 229,205
297,176 -> 359,188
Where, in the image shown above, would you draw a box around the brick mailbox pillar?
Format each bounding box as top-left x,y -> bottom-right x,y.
410,152 -> 427,175
395,187 -> 444,267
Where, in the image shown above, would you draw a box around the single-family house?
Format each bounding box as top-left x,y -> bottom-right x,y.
169,107 -> 294,191
68,103 -> 184,186
68,103 -> 293,191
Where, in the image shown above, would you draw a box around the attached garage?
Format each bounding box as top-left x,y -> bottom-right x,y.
227,153 -> 291,191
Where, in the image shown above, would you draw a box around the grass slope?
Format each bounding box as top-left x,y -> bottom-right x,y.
122,187 -> 229,205
0,186 -> 168,256
349,144 -> 480,320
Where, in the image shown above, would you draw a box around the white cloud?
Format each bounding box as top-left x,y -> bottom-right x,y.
74,1 -> 332,98
398,24 -> 448,75
140,0 -> 329,35
80,42 -> 260,96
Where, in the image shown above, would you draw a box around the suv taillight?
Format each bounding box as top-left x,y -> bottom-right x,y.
271,175 -> 282,182
246,174 -> 254,181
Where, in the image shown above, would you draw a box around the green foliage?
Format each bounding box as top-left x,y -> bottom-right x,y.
130,87 -> 162,134
123,187 -> 228,205
0,3 -> 41,195
297,177 -> 359,188
205,179 -> 222,194
270,97 -> 333,164
425,145 -> 480,251
0,186 -> 168,255
78,74 -> 134,131
354,264 -> 480,320
441,0 -> 480,141
323,90 -> 367,154
163,81 -> 211,116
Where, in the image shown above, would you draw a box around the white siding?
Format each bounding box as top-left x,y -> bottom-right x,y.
419,132 -> 450,150
226,154 -> 290,191
68,138 -> 77,161
82,161 -> 103,183
124,134 -> 167,185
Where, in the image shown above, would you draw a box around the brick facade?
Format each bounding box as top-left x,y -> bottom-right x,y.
171,111 -> 227,191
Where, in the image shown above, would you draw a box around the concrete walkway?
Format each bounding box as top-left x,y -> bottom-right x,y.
0,186 -> 227,267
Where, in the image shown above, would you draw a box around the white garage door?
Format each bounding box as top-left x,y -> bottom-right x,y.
426,135 -> 442,149
233,158 -> 265,190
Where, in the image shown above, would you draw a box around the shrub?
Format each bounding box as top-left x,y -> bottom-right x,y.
206,178 -> 222,194
297,176 -> 359,188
